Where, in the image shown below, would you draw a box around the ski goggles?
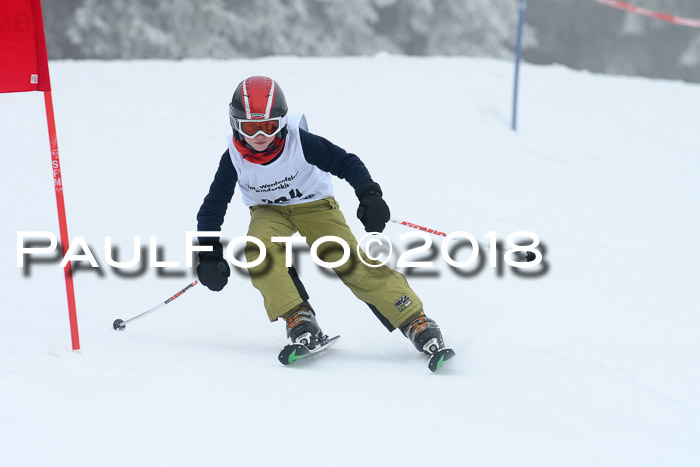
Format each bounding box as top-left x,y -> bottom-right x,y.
232,115 -> 287,138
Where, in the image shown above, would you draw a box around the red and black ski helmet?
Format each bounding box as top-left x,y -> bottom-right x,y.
229,76 -> 288,141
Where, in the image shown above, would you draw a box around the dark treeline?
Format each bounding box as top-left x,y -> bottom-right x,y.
42,0 -> 700,82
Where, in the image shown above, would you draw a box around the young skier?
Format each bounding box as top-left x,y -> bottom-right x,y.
195,76 -> 454,370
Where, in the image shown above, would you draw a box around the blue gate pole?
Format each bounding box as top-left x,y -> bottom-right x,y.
512,0 -> 527,131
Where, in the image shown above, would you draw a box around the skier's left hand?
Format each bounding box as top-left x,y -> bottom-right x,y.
355,180 -> 390,233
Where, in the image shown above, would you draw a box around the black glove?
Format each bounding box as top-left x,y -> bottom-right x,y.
196,244 -> 230,292
355,180 -> 390,233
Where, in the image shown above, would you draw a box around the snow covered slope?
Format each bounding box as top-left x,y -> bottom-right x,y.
1,56 -> 699,466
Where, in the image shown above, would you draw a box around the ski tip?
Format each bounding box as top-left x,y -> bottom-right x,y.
428,348 -> 456,372
278,344 -> 309,366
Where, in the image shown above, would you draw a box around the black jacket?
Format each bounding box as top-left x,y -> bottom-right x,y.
196,129 -> 373,242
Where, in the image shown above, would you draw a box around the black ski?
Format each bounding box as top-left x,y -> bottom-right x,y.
428,348 -> 456,372
278,335 -> 341,366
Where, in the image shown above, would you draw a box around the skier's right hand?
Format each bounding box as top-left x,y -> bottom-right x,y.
197,247 -> 231,292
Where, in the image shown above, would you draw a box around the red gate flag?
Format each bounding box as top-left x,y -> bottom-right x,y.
1,0 -> 81,351
0,0 -> 51,92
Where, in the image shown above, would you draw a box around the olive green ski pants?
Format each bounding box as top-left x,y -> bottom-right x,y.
244,197 -> 423,330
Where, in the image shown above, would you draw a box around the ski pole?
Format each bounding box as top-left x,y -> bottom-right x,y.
113,280 -> 199,331
390,218 -> 448,237
389,218 -> 536,261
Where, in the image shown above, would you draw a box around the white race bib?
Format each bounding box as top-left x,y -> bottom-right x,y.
227,115 -> 334,207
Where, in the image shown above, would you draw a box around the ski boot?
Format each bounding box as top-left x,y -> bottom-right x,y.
285,304 -> 326,349
401,311 -> 455,372
278,304 -> 340,366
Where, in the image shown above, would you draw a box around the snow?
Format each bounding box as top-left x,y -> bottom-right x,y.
1,56 -> 699,466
